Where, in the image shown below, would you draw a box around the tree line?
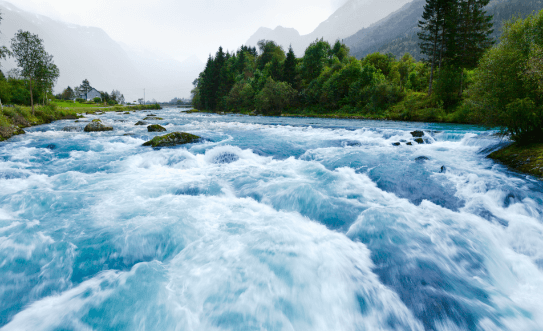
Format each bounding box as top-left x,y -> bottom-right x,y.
192,3 -> 543,144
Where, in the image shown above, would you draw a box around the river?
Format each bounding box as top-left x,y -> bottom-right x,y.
1,108 -> 542,330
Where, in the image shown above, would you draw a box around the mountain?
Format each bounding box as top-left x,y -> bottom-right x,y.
345,0 -> 543,60
0,1 -> 203,101
246,0 -> 412,55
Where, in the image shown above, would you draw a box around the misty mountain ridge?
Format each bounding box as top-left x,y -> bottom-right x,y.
0,1 -> 204,100
246,0 -> 412,55
247,0 -> 542,61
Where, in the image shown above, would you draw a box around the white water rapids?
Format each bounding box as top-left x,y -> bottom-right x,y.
0,108 -> 542,330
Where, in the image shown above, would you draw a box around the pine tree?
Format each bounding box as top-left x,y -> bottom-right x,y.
283,45 -> 297,87
418,0 -> 451,95
451,0 -> 493,94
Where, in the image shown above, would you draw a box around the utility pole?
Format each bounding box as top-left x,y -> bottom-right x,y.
144,88 -> 146,105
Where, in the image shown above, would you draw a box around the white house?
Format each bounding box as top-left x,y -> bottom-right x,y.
78,88 -> 101,101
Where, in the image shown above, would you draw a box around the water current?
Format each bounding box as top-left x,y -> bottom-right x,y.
1,108 -> 542,330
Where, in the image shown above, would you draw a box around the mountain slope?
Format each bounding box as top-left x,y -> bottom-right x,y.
346,0 -> 543,60
0,1 -> 203,100
246,0 -> 412,55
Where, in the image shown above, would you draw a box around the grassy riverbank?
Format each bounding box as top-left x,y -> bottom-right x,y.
489,143 -> 543,179
0,103 -> 161,141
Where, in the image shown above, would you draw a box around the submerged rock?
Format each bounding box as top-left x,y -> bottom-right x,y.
84,119 -> 113,132
147,124 -> 167,132
62,126 -> 81,132
406,142 -> 413,146
411,130 -> 425,138
142,132 -> 200,147
415,156 -> 430,163
392,142 -> 401,146
135,121 -> 148,126
440,166 -> 447,173
143,116 -> 163,120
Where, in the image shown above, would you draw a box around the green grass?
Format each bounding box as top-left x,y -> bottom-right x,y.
52,100 -> 103,108
489,143 -> 543,178
0,103 -> 162,141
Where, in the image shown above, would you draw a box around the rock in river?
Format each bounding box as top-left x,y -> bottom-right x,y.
411,130 -> 425,138
84,119 -> 113,132
147,124 -> 167,132
62,126 -> 81,132
143,116 -> 164,120
142,132 -> 200,147
135,121 -> 148,126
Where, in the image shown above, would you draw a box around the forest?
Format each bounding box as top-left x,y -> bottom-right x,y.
192,4 -> 543,144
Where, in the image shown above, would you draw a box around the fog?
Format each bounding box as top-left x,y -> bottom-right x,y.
10,0 -> 345,63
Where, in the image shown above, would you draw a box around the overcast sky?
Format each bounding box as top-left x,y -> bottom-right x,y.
10,0 -> 350,62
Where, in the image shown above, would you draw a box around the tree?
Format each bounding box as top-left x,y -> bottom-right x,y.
283,45 -> 297,87
418,0 -> 454,95
449,0 -> 493,95
255,77 -> 297,115
301,39 -> 331,84
10,30 -> 47,115
466,10 -> 543,143
61,86 -> 74,100
35,53 -> 59,104
79,79 -> 93,98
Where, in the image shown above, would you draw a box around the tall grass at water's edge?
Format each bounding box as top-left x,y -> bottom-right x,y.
0,103 -> 161,141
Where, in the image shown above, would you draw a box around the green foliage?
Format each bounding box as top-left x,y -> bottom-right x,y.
10,30 -> 59,113
301,39 -> 332,84
433,65 -> 462,109
466,10 -> 543,143
255,78 -> 297,115
93,97 -> 101,103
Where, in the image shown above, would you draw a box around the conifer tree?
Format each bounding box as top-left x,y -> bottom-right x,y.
449,0 -> 493,94
283,46 -> 297,87
418,0 -> 451,94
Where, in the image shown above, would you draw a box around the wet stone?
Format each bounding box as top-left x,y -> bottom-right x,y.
411,130 -> 425,138
147,124 -> 167,132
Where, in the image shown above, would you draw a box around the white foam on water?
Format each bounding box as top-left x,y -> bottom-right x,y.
1,111 -> 542,330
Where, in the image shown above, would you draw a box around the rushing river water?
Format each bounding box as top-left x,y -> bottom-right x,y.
1,108 -> 542,331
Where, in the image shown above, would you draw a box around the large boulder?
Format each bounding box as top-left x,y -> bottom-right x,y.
147,124 -> 167,132
84,119 -> 113,132
142,132 -> 200,147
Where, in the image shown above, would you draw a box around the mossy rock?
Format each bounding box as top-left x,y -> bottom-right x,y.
414,138 -> 424,144
135,121 -> 148,126
411,130 -> 425,138
489,143 -> 543,179
92,119 -> 102,123
124,112 -> 131,114
142,132 -> 200,147
143,116 -> 163,120
84,121 -> 113,132
147,124 -> 167,132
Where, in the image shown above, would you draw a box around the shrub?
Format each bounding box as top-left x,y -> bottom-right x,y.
75,98 -> 85,103
255,78 -> 297,115
93,97 -> 101,103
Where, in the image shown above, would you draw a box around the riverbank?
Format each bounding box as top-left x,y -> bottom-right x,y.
0,103 -> 161,141
489,143 -> 543,179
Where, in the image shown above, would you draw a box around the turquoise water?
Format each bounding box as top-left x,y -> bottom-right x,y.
1,108 -> 542,330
